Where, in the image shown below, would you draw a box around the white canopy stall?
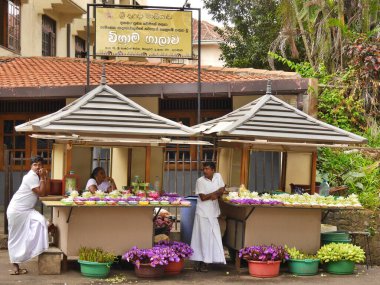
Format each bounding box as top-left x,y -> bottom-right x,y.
15,76 -> 205,261
192,81 -> 367,269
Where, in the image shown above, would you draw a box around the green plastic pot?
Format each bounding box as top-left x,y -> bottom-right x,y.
78,260 -> 113,278
321,231 -> 350,241
321,239 -> 352,246
326,260 -> 355,275
288,259 -> 320,276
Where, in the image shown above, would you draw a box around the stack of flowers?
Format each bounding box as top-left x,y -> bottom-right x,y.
226,191 -> 362,208
122,246 -> 169,268
156,241 -> 193,260
239,245 -> 289,262
61,190 -> 188,206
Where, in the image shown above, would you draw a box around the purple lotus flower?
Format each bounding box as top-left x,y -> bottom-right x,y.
238,245 -> 289,262
230,198 -> 283,206
156,241 -> 194,259
122,246 -> 170,268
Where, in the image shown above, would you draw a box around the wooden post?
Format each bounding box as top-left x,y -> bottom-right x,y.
310,151 -> 317,194
127,148 -> 132,186
3,145 -> 10,234
280,152 -> 288,191
240,145 -> 249,186
145,146 -> 151,183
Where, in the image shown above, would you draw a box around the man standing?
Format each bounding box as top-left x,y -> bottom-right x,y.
7,156 -> 49,275
190,162 -> 226,272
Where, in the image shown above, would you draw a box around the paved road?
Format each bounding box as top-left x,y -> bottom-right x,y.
0,250 -> 379,285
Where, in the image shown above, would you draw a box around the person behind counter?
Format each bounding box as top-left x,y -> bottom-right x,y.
86,167 -> 117,193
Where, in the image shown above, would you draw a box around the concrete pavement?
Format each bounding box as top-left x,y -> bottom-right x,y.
0,249 -> 379,285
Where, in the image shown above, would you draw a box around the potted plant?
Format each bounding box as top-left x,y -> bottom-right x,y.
285,246 -> 320,276
122,246 -> 169,278
317,243 -> 365,274
78,247 -> 116,278
239,245 -> 289,278
156,241 -> 194,275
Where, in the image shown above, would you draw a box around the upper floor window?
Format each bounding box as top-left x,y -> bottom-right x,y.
42,15 -> 56,56
75,36 -> 86,58
0,0 -> 21,52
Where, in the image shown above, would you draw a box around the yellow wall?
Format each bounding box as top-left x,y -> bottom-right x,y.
51,143 -> 65,179
131,147 -> 146,181
285,152 -> 312,192
129,97 -> 159,114
217,147 -> 242,187
71,146 -> 92,190
111,147 -> 130,189
150,147 -> 164,188
233,95 -> 298,110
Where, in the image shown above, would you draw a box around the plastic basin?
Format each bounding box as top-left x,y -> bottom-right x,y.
288,259 -> 320,276
78,260 -> 112,278
326,260 -> 355,275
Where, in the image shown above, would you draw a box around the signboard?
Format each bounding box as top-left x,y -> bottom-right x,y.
95,8 -> 193,58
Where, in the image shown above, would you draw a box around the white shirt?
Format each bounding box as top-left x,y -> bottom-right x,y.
195,173 -> 225,218
8,170 -> 40,213
85,178 -> 111,192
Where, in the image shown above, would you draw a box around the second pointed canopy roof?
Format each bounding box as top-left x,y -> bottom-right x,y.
16,84 -> 196,137
193,93 -> 367,145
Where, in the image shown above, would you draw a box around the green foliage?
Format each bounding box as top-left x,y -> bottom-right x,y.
269,52 -> 367,133
317,243 -> 366,264
317,147 -> 380,210
285,246 -> 318,260
203,0 -> 284,69
79,247 -> 116,263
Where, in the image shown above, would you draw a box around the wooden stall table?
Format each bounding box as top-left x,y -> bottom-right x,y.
220,200 -> 362,271
42,201 -> 190,267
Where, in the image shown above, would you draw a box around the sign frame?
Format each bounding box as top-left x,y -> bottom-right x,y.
94,7 -> 193,59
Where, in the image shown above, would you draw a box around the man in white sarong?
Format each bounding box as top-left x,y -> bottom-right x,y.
7,156 -> 49,275
190,162 -> 226,272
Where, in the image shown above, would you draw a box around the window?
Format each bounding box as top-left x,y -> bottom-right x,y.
0,0 -> 20,52
248,151 -> 282,193
75,36 -> 86,58
42,15 -> 56,56
3,119 -> 27,166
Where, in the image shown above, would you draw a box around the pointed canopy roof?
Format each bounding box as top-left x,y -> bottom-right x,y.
193,87 -> 367,145
16,84 -> 196,137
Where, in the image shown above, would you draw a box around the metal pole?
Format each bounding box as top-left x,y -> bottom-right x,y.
174,152 -> 177,193
86,3 -> 90,91
166,152 -> 170,193
182,153 -> 185,197
196,8 -> 201,178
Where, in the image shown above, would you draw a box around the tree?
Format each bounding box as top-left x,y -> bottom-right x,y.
203,0 -> 282,69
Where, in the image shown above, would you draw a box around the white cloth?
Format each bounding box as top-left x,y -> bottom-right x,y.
190,215 -> 226,264
85,178 -> 111,192
195,173 -> 225,218
190,173 -> 226,264
7,170 -> 48,263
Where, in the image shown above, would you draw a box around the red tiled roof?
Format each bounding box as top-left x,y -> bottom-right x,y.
192,19 -> 223,42
0,57 -> 299,88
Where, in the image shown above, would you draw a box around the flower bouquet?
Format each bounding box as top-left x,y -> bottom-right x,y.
239,245 -> 289,278
156,241 -> 194,275
122,246 -> 169,278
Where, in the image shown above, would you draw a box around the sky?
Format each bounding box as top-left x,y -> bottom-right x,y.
145,0 -> 222,27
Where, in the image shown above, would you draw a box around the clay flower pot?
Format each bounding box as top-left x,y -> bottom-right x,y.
164,259 -> 185,275
134,263 -> 164,278
248,260 -> 281,278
